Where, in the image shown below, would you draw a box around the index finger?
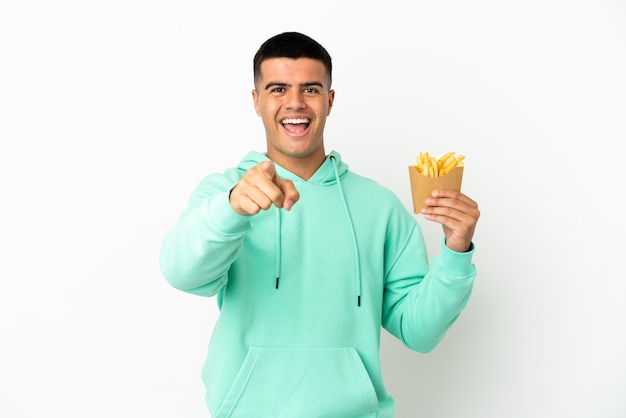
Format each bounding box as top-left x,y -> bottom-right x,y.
251,163 -> 288,207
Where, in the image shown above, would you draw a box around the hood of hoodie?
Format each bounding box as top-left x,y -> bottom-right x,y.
236,150 -> 348,186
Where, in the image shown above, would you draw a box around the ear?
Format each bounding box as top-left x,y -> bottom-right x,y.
252,89 -> 261,116
327,89 -> 335,116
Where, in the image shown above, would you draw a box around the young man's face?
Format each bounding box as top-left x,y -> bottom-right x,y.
252,57 -> 334,174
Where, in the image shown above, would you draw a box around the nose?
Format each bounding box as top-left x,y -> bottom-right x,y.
285,89 -> 306,110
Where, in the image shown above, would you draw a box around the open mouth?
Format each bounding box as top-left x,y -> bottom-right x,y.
281,118 -> 310,135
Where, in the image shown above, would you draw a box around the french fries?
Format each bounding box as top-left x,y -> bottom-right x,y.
414,151 -> 465,177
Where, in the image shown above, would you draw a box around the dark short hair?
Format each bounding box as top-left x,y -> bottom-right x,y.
253,32 -> 332,87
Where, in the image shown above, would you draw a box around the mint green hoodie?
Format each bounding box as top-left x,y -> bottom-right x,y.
160,150 -> 476,418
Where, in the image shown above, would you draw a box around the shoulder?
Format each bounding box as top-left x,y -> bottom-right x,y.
195,167 -> 243,192
344,171 -> 399,198
194,150 -> 263,192
342,171 -> 410,215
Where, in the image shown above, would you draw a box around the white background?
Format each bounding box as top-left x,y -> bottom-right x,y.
1,1 -> 625,417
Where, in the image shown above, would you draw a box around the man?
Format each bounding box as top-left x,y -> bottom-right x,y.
160,31 -> 480,418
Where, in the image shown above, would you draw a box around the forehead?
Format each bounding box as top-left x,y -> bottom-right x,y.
257,57 -> 329,85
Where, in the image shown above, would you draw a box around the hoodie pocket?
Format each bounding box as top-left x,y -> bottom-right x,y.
216,347 -> 379,418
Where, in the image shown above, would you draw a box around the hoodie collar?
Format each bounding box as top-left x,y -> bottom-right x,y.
237,150 -> 348,186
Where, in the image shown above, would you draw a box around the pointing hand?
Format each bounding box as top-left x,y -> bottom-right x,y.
229,161 -> 300,215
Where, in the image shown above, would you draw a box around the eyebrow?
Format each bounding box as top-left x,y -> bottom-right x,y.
264,81 -> 325,91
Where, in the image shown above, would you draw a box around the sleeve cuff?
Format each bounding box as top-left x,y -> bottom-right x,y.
434,237 -> 475,278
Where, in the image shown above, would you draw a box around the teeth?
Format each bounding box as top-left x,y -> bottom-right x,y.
282,118 -> 309,124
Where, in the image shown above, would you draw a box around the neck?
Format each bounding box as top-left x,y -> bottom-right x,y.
266,150 -> 326,181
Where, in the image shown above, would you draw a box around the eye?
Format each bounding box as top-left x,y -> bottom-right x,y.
271,87 -> 286,93
304,87 -> 319,94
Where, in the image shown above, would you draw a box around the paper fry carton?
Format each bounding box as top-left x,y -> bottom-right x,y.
408,166 -> 464,213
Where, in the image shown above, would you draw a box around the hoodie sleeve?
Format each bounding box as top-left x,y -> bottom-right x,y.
382,217 -> 476,353
159,169 -> 251,296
